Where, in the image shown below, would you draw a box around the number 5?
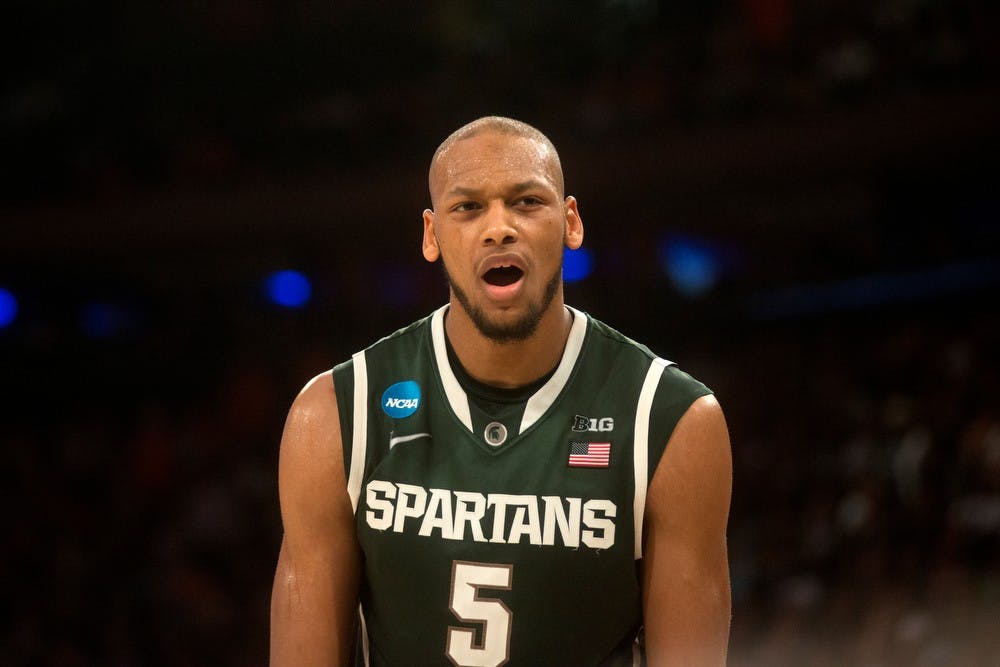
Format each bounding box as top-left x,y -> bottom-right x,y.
446,561 -> 513,667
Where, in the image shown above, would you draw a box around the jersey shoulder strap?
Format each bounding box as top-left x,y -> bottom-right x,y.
584,313 -> 713,484
332,313 -> 433,511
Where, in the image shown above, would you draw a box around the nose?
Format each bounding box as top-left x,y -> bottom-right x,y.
480,200 -> 518,247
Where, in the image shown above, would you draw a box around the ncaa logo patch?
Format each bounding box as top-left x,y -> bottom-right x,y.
381,380 -> 421,418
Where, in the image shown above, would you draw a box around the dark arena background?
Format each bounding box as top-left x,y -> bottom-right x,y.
3,2 -> 999,665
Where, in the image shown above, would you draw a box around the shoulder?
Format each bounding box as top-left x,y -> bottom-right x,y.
650,394 -> 731,517
669,394 -> 728,451
287,370 -> 337,424
279,370 -> 348,489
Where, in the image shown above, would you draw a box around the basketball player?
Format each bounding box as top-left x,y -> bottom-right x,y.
270,117 -> 732,666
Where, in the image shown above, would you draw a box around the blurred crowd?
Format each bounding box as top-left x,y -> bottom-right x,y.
723,305 -> 999,665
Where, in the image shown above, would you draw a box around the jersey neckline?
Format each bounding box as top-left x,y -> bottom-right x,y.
444,332 -> 556,405
430,304 -> 589,438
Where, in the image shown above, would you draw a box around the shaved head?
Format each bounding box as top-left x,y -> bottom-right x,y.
428,116 -> 564,206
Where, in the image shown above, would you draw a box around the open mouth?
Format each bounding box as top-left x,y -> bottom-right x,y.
483,266 -> 524,286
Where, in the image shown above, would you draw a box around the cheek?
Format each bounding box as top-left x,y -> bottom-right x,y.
543,222 -> 569,256
439,241 -> 475,277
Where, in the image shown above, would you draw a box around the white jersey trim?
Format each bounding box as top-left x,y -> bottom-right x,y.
347,350 -> 368,513
633,356 -> 674,559
519,306 -> 588,433
430,305 -> 474,431
431,305 -> 589,437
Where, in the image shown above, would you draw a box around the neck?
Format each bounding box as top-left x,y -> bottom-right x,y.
444,296 -> 572,389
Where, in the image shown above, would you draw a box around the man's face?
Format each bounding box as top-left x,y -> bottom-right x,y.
422,132 -> 583,342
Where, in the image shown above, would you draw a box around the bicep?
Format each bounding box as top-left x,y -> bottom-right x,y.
270,371 -> 361,667
641,394 -> 732,666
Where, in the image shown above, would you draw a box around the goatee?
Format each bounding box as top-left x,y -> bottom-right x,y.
442,263 -> 562,344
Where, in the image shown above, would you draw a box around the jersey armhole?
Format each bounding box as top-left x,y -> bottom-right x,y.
646,365 -> 713,482
332,358 -> 357,504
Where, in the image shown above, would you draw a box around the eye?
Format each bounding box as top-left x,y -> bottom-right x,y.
516,196 -> 544,207
451,201 -> 481,213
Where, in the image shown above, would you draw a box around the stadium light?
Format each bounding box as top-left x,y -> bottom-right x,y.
266,269 -> 312,308
563,247 -> 594,283
0,287 -> 17,328
658,235 -> 722,297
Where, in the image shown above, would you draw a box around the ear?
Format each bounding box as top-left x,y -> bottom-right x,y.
564,196 -> 584,250
422,209 -> 440,262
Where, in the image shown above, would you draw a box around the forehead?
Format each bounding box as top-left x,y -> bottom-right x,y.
431,132 -> 558,199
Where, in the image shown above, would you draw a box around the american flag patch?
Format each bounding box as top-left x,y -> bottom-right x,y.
568,441 -> 611,467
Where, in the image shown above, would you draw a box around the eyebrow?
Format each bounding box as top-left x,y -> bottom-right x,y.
444,179 -> 551,199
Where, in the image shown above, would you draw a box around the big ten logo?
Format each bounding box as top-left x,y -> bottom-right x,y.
572,415 -> 614,432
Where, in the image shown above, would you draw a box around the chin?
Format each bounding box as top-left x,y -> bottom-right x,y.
476,314 -> 541,344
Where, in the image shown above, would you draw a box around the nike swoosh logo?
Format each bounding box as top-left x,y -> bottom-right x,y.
389,432 -> 432,449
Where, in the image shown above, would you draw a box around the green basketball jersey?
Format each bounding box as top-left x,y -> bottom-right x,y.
332,305 -> 711,667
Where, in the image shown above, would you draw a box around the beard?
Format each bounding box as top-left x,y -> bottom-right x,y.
442,261 -> 563,344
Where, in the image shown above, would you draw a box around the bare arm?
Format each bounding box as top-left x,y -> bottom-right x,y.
642,394 -> 733,666
270,371 -> 362,667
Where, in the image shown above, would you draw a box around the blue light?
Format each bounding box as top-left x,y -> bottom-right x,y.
563,247 -> 593,283
0,287 -> 17,328
658,235 -> 721,297
266,270 -> 312,308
